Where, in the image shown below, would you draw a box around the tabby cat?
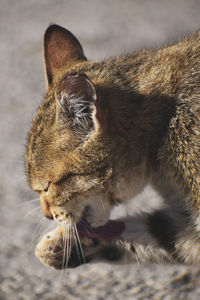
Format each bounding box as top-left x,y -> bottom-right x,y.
26,24 -> 200,268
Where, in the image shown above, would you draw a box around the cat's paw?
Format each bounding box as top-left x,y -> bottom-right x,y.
35,225 -> 102,269
35,225 -> 125,269
35,225 -> 69,269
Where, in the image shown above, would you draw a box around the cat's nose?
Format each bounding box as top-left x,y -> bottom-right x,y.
40,198 -> 53,219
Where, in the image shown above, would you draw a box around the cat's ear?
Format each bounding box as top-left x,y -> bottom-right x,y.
56,72 -> 98,135
44,24 -> 86,86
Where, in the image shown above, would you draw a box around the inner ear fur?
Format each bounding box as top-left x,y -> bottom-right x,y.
56,72 -> 98,135
44,24 -> 86,86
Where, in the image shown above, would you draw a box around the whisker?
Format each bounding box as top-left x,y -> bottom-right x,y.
23,206 -> 41,219
69,219 -> 72,265
27,219 -> 54,257
60,220 -> 71,279
74,224 -> 85,264
32,217 -> 46,240
28,217 -> 47,251
27,197 -> 40,203
38,221 -> 55,245
62,219 -> 71,279
100,197 -> 106,210
66,218 -> 71,267
72,225 -> 82,265
17,198 -> 40,208
62,225 -> 67,270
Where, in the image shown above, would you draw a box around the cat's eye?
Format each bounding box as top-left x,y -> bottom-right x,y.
55,173 -> 74,185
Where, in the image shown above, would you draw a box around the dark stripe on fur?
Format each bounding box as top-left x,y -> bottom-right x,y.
147,210 -> 177,252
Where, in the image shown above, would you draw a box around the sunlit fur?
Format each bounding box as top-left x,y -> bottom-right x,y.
26,25 -> 200,268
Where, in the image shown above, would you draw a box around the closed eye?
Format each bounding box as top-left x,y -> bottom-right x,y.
55,173 -> 75,185
32,174 -> 75,193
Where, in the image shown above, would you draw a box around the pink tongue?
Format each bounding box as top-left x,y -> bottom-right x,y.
77,220 -> 125,240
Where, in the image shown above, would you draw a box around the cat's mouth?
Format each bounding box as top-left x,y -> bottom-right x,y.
76,219 -> 125,239
75,205 -> 125,239
49,205 -> 125,239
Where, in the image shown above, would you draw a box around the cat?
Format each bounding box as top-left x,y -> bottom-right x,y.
25,24 -> 200,269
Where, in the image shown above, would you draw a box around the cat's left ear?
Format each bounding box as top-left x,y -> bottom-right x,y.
56,72 -> 99,136
44,24 -> 86,86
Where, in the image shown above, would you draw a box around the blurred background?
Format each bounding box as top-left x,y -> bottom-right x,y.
1,0 -> 200,299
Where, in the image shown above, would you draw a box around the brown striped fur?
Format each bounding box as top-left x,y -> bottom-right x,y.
26,25 -> 200,268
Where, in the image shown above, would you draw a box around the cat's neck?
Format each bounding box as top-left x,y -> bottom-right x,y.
102,75 -> 176,168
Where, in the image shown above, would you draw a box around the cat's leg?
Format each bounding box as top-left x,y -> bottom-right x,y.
35,209 -> 188,269
76,209 -> 200,266
120,209 -> 200,265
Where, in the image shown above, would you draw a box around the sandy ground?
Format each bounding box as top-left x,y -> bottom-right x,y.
1,0 -> 200,299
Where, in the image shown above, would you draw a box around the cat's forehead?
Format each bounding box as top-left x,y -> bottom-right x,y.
25,138 -> 79,190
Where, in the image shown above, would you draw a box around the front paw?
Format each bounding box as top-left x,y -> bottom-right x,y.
68,236 -> 127,267
35,225 -> 125,269
35,225 -> 70,269
35,225 -> 103,269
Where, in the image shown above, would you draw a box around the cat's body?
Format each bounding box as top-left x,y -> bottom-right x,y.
26,25 -> 200,268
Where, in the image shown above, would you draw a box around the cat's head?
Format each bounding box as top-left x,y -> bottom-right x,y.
26,25 -> 117,228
